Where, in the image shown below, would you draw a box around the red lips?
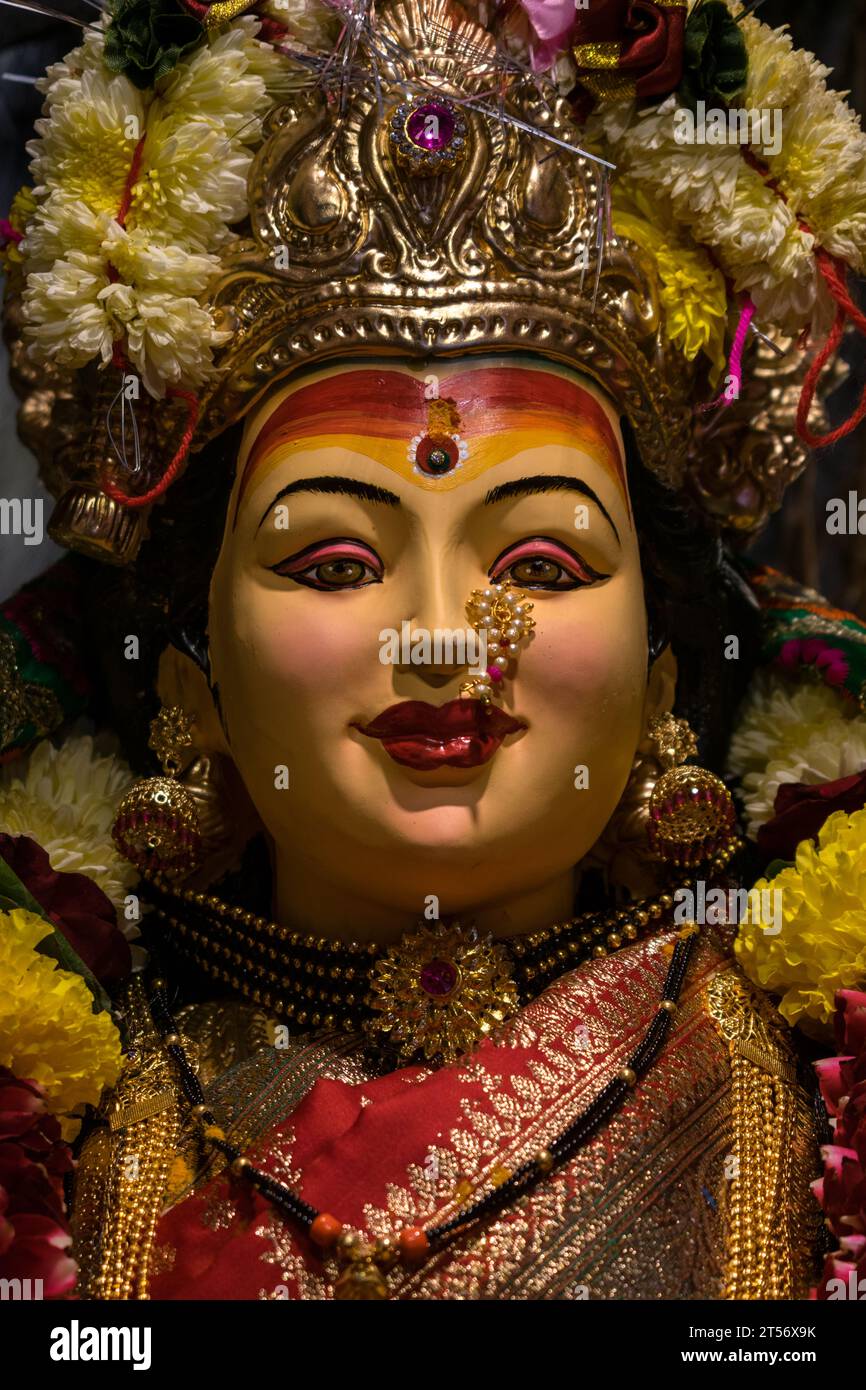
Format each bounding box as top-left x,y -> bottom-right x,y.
353,699 -> 525,770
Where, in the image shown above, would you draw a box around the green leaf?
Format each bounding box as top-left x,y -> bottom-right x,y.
0,851 -> 112,1015
763,858 -> 795,882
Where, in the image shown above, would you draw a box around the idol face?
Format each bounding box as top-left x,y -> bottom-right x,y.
206,356 -> 668,937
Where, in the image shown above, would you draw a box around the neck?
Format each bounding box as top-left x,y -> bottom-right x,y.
271,851 -> 578,946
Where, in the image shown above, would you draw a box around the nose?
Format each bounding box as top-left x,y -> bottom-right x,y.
396,566 -> 477,692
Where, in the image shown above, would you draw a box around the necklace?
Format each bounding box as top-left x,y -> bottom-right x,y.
142,836 -> 739,1065
147,925 -> 699,1299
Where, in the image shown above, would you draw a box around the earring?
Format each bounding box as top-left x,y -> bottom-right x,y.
646,713 -> 737,868
460,580 -> 535,705
112,705 -> 203,881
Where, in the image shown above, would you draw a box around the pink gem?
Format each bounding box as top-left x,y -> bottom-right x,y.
419,958 -> 458,998
487,664 -> 503,682
406,102 -> 455,152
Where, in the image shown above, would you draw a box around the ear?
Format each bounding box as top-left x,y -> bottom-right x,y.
640,643 -> 677,741
156,645 -> 230,757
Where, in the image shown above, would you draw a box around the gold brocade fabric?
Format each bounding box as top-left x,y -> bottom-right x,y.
72,928 -> 821,1300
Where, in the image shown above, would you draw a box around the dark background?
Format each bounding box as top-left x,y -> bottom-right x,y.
1,0 -> 865,607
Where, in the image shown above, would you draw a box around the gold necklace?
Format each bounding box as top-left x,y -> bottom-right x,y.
143,837 -> 740,1065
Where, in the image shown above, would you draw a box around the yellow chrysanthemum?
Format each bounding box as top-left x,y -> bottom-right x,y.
0,907 -> 123,1137
612,201 -> 728,375
735,807 -> 866,1034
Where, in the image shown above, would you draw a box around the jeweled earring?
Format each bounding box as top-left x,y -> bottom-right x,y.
112,705 -> 203,880
646,713 -> 737,868
460,580 -> 535,704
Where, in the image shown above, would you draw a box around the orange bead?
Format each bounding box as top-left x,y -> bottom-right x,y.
310,1213 -> 343,1249
398,1226 -> 430,1263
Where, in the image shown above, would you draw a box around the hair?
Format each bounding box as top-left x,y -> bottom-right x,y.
83,398 -> 762,775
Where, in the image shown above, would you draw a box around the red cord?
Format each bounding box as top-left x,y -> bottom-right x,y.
102,132 -> 200,506
102,388 -> 201,509
795,248 -> 866,449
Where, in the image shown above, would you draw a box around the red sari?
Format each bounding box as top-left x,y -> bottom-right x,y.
98,925 -> 816,1301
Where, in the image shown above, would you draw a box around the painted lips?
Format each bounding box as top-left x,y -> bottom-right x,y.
353,699 -> 525,770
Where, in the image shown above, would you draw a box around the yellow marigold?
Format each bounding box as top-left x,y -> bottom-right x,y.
0,907 -> 123,1137
735,807 -> 866,1035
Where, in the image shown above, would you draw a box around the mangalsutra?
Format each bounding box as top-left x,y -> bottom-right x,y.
141,832 -> 740,1066
146,926 -> 699,1299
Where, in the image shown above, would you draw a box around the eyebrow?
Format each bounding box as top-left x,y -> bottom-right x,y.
254,475 -> 401,532
483,474 -> 621,543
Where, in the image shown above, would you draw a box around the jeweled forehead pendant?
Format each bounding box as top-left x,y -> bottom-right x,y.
460,581 -> 535,705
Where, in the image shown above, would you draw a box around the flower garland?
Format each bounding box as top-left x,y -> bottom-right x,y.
20,17 -> 291,399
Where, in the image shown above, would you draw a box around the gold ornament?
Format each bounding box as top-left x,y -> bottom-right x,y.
460,580 -> 535,704
367,919 -> 519,1064
645,714 -> 737,868
198,0 -> 693,490
112,706 -> 203,881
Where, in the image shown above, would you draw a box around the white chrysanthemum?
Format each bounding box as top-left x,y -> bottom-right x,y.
101,220 -> 221,296
22,191 -> 109,270
23,251 -> 114,366
259,0 -> 341,52
129,118 -> 254,248
742,17 -> 831,112
731,222 -> 817,331
0,734 -> 137,911
99,282 -> 228,395
28,66 -> 145,213
37,26 -> 108,110
726,672 -> 866,836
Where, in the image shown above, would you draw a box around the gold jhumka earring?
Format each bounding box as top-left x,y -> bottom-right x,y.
459,580 -> 535,704
645,713 -> 737,868
112,705 -> 203,880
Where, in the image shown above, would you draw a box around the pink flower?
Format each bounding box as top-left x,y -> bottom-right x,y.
777,637 -> 849,688
518,0 -> 578,70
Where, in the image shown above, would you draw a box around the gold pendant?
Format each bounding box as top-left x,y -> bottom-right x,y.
366,919 -> 518,1064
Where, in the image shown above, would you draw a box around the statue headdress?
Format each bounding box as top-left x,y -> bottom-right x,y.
4,0 -> 866,562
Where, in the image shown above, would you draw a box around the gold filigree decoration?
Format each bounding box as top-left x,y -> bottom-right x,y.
367,919 -> 519,1063
0,630 -> 63,749
705,971 -> 819,1300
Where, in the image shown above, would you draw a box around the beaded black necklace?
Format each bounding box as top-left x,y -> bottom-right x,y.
141,836 -> 737,1065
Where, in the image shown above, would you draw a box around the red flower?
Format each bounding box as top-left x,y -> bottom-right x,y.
813,990 -> 866,1298
0,1070 -> 76,1298
755,770 -> 866,864
0,833 -> 131,984
565,0 -> 687,101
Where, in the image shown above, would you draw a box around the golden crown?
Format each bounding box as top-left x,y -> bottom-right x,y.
203,0 -> 692,484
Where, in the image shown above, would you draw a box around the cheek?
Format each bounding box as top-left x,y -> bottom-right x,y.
211,565 -> 375,708
514,572 -> 648,810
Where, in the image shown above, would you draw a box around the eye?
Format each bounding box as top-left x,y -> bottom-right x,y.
270,539 -> 383,591
490,537 -> 608,591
